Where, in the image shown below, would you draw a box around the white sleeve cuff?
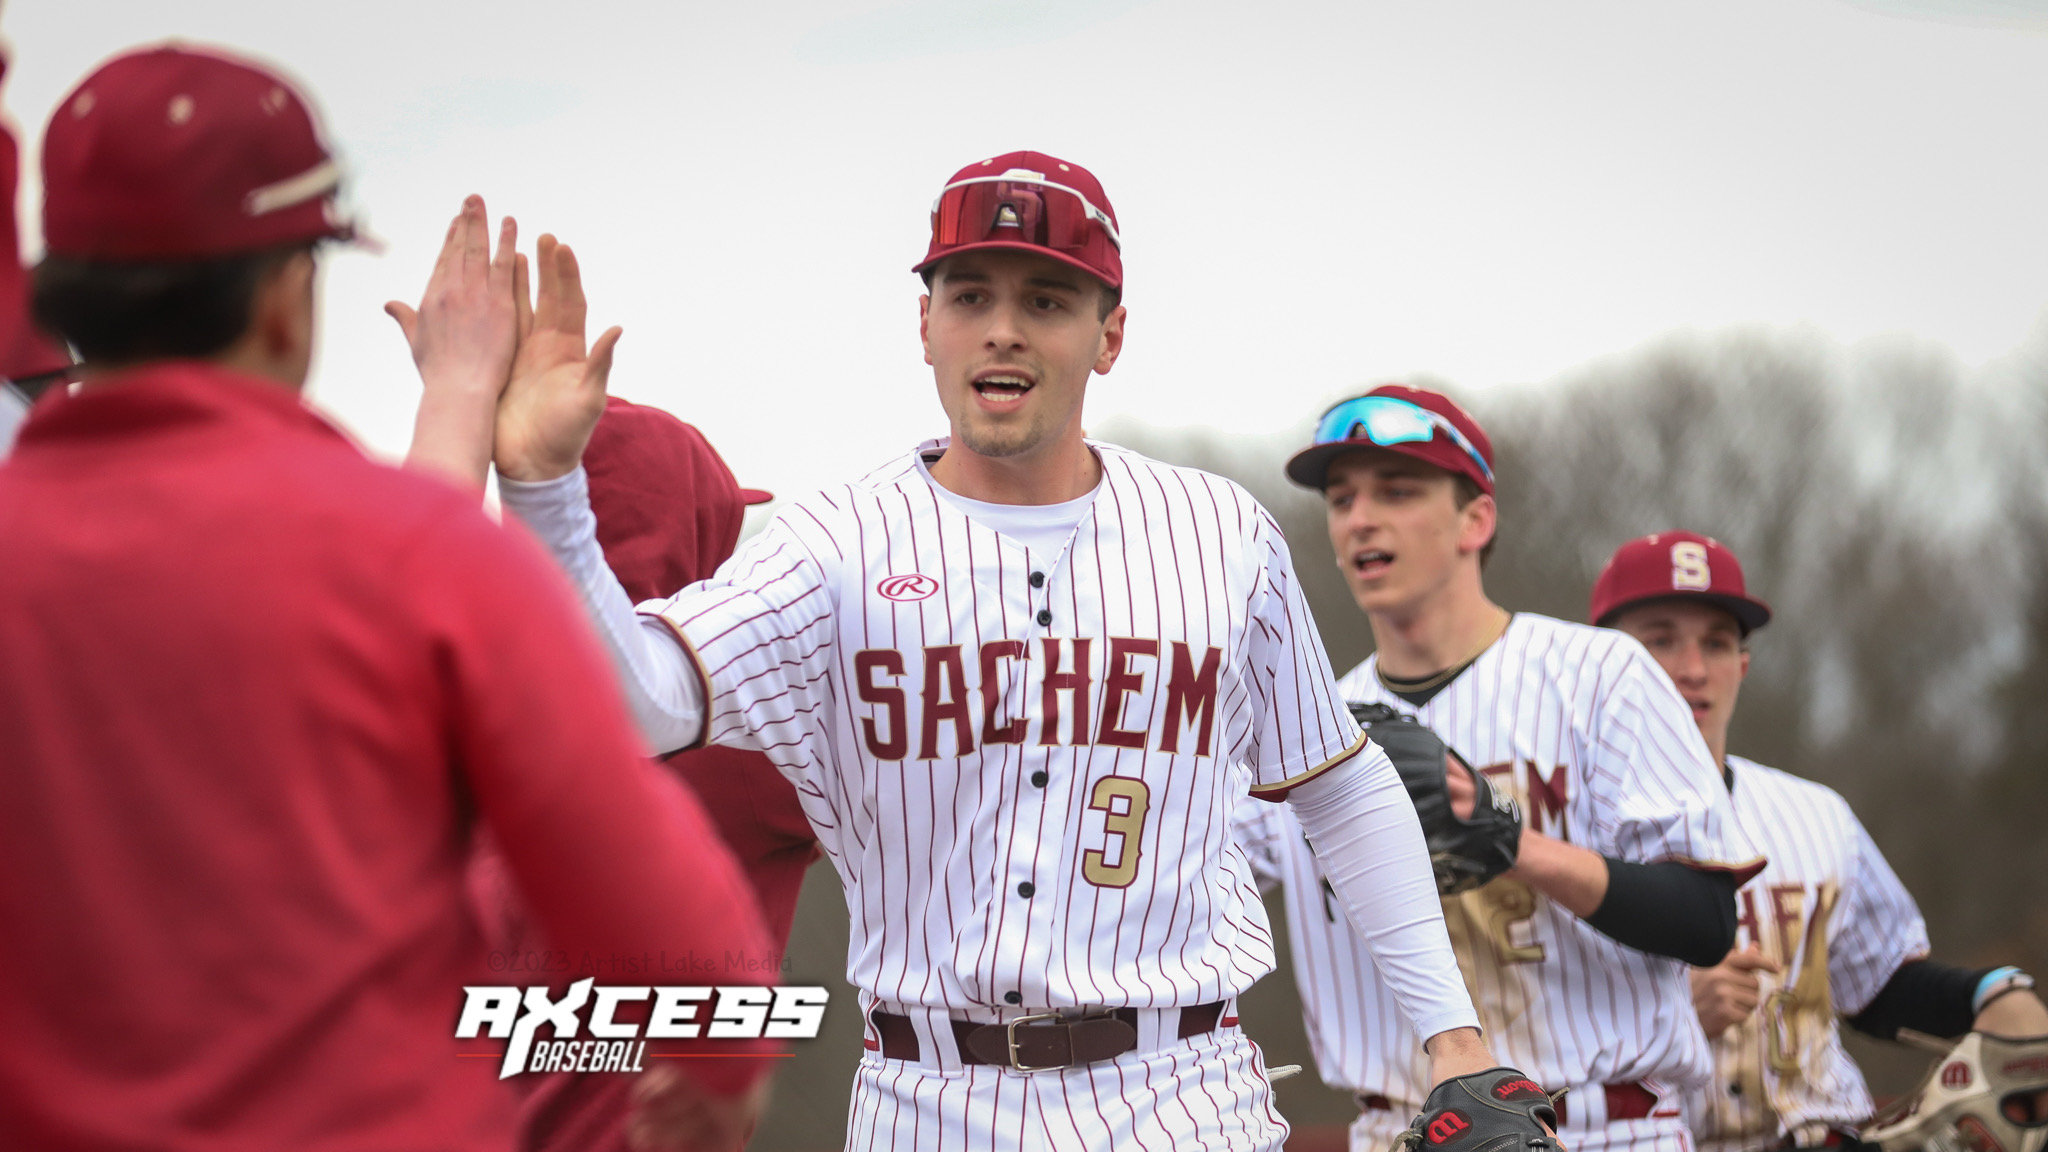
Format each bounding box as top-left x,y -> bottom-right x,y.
1289,747 -> 1482,1043
498,467 -> 705,753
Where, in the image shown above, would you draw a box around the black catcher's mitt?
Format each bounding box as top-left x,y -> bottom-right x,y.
1352,702 -> 1521,895
1391,1067 -> 1564,1152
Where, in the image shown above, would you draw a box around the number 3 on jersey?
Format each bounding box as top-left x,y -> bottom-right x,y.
1082,777 -> 1150,887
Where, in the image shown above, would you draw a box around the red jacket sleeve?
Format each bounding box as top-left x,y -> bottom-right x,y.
412,507 -> 777,1095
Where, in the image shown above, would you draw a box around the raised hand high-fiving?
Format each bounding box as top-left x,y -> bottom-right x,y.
391,195 -> 520,489
493,233 -> 622,482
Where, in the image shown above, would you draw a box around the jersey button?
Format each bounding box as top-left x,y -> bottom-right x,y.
1036,609 -> 1052,626
1029,571 -> 1045,588
1005,991 -> 1023,1005
1016,881 -> 1035,898
1030,770 -> 1048,788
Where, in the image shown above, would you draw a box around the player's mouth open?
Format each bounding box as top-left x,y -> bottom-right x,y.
1352,550 -> 1394,579
973,372 -> 1035,404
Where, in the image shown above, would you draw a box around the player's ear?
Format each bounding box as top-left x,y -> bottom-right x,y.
1093,303 -> 1126,376
1738,646 -> 1750,681
919,294 -> 933,366
243,247 -> 318,390
1458,491 -> 1497,557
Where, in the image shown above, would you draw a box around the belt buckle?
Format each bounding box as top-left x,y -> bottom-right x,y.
1004,1011 -> 1065,1073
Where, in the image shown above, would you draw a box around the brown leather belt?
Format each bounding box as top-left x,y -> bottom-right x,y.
1557,1082 -> 1666,1125
1362,1082 -> 1666,1125
871,1002 -> 1227,1071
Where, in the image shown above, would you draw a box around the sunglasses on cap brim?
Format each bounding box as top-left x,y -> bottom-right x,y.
1312,396 -> 1494,484
930,170 -> 1122,254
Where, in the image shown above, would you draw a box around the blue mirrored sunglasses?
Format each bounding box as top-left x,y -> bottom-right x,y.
1311,396 -> 1494,483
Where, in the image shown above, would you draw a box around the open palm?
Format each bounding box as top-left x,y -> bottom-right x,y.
496,233 -> 622,483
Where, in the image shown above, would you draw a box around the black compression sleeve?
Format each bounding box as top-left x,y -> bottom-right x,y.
1583,859 -> 1739,967
1846,959 -> 1989,1041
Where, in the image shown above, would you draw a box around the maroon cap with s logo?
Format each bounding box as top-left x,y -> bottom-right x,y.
1590,530 -> 1772,635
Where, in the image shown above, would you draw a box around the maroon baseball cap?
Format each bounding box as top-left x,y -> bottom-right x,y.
42,44 -> 360,260
1590,530 -> 1772,635
584,396 -> 772,603
1286,383 -> 1496,495
913,151 -> 1123,290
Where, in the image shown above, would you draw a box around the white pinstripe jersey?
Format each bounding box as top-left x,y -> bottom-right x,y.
650,438 -> 1364,1013
1245,614 -> 1761,1103
1689,755 -> 1928,1152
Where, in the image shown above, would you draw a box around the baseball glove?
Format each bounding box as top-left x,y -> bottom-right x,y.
1861,1032 -> 2048,1152
1391,1066 -> 1564,1152
1352,703 -> 1522,895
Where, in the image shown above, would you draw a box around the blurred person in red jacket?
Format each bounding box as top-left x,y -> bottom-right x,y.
465,396 -> 823,1152
0,43 -> 773,1151
586,396 -> 821,954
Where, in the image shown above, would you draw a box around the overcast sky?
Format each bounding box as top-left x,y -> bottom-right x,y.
10,0 -> 2048,501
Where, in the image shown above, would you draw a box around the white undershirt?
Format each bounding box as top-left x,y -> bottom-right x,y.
917,457 -> 1099,559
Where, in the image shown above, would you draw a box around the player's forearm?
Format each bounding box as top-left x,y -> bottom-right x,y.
1506,830 -> 1608,917
498,467 -> 706,752
1514,835 -> 1739,964
404,377 -> 497,492
1516,835 -> 1738,962
1585,860 -> 1736,966
1977,989 -> 2048,1036
1290,751 -> 1482,1041
1424,1028 -> 1487,1062
1423,1026 -> 1499,1084
1850,960 -> 2048,1041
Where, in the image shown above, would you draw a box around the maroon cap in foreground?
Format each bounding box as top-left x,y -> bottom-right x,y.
42,43 -> 358,260
1286,383 -> 1496,496
1590,530 -> 1772,634
913,150 -> 1123,290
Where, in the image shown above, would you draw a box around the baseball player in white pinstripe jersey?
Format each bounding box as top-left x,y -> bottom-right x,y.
1237,385 -> 1767,1152
398,155 -> 1560,1150
1592,531 -> 2048,1152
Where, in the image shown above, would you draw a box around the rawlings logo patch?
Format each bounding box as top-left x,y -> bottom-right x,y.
877,574 -> 939,602
1944,1061 -> 1974,1090
1493,1078 -> 1546,1101
1427,1111 -> 1472,1144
